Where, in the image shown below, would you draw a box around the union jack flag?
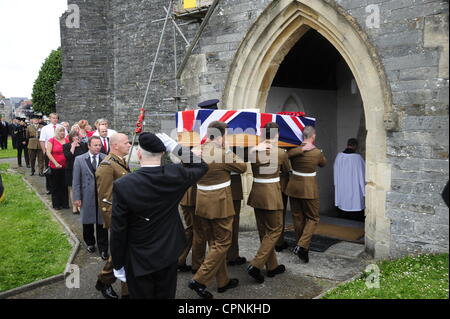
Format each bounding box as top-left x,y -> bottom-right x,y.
176,109 -> 316,145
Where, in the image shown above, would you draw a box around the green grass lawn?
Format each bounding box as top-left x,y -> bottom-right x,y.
323,253 -> 449,299
0,138 -> 16,159
0,163 -> 72,292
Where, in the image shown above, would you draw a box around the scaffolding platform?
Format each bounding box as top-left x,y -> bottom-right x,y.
173,0 -> 212,20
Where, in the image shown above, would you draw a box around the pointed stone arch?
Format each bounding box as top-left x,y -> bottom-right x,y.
223,0 -> 393,258
282,93 -> 305,113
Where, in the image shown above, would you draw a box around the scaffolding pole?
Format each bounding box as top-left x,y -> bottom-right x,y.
127,0 -> 173,165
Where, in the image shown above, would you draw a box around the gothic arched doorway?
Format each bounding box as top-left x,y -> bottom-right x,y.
223,0 -> 393,258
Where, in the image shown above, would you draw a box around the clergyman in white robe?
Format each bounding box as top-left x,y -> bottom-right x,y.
333,152 -> 365,212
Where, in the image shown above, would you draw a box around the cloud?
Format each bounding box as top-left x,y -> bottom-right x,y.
0,0 -> 68,97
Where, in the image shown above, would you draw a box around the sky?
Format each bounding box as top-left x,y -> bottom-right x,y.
0,0 -> 68,98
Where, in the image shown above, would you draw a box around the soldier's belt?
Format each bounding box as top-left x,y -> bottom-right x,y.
253,177 -> 280,183
197,181 -> 231,191
292,170 -> 316,177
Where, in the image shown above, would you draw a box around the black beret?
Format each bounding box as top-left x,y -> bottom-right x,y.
138,132 -> 166,153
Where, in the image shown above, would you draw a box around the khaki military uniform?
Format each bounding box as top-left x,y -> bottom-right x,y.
247,147 -> 290,270
277,152 -> 291,246
193,142 -> 247,288
179,185 -> 207,271
226,172 -> 244,262
95,153 -> 130,296
26,124 -> 44,173
285,145 -> 327,250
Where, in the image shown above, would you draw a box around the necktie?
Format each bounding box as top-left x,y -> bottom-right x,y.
92,155 -> 97,170
103,138 -> 108,153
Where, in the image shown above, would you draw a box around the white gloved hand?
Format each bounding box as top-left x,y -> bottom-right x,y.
155,133 -> 178,153
113,267 -> 127,283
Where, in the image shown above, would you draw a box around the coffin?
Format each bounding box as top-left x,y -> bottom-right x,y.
176,110 -> 316,147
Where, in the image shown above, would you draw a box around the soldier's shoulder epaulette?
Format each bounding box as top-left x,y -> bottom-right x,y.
99,160 -> 111,166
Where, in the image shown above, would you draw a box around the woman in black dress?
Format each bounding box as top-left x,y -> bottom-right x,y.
64,129 -> 88,214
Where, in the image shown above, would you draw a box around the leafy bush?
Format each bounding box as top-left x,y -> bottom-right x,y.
31,48 -> 62,115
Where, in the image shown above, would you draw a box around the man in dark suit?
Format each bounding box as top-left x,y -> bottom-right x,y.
110,132 -> 208,299
15,118 -> 30,167
98,125 -> 110,155
10,118 -> 19,150
0,116 -> 9,150
72,136 -> 109,259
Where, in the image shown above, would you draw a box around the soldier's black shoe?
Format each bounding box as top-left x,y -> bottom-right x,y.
30,170 -> 35,176
217,278 -> 239,293
188,280 -> 213,299
267,264 -> 286,278
100,251 -> 109,260
247,265 -> 264,283
178,264 -> 192,272
95,280 -> 118,299
227,256 -> 247,266
275,241 -> 289,252
294,246 -> 309,263
87,245 -> 96,253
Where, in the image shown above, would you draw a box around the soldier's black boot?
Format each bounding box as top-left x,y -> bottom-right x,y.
294,246 -> 309,263
217,278 -> 239,293
275,241 -> 288,252
95,280 -> 119,299
188,279 -> 213,299
227,256 -> 247,266
247,265 -> 264,283
30,168 -> 35,176
267,264 -> 286,277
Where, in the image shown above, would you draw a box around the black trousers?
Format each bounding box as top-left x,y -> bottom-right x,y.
336,207 -> 365,222
44,155 -> 53,192
0,135 -> 7,149
50,168 -> 69,208
17,143 -> 29,166
125,262 -> 178,299
82,224 -> 108,252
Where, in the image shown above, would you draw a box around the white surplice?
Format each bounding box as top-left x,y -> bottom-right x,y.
333,152 -> 365,211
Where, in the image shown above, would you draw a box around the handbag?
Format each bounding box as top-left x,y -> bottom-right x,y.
43,166 -> 52,177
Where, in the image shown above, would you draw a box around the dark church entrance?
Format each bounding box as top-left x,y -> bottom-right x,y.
266,29 -> 366,247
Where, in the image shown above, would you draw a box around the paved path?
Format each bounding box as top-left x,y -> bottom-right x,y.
1,157 -> 372,299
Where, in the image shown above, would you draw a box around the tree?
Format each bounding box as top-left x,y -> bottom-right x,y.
32,48 -> 62,115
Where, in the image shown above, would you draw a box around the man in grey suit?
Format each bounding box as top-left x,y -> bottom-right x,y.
73,136 -> 109,260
